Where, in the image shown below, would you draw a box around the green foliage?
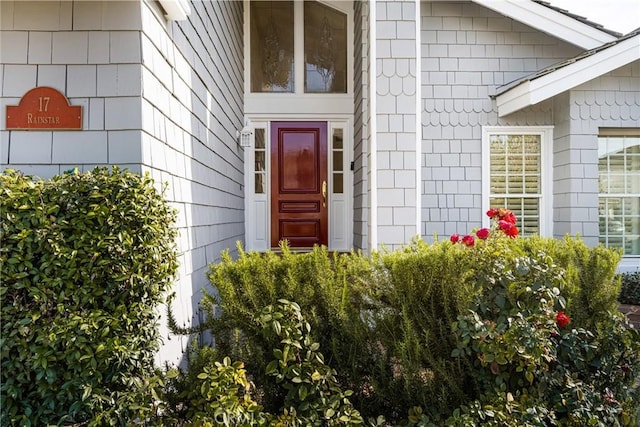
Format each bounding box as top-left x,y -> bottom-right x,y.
0,167 -> 178,426
619,271 -> 640,305
163,209 -> 631,425
158,300 -> 362,426
197,243 -> 376,414
518,236 -> 622,330
373,239 -> 479,420
260,299 -> 363,425
448,253 -> 640,427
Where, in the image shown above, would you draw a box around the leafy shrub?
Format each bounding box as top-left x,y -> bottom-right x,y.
259,299 -> 363,425
443,213 -> 640,427
183,244 -> 377,415
160,300 -> 362,426
619,272 -> 640,305
181,209 -> 629,424
0,168 -> 178,425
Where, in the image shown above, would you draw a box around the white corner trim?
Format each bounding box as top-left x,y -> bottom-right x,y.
471,0 -> 617,49
159,0 -> 191,21
369,0 -> 378,252
496,34 -> 640,117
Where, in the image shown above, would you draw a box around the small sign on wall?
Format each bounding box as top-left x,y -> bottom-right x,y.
6,87 -> 82,130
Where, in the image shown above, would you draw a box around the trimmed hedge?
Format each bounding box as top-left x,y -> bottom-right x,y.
0,168 -> 178,425
192,232 -> 627,423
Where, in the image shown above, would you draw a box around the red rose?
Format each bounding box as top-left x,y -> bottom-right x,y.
461,234 -> 475,247
450,233 -> 460,244
476,228 -> 490,240
486,208 -> 499,218
501,211 -> 517,225
556,311 -> 570,328
498,220 -> 512,231
504,225 -> 519,238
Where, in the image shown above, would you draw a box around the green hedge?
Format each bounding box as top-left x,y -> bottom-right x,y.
0,168 -> 178,426
192,231 -> 626,423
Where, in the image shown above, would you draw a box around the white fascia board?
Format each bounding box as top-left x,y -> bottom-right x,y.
471,0 -> 617,49
159,0 -> 191,21
497,35 -> 640,116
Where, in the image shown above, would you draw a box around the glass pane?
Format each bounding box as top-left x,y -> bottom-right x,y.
304,1 -> 347,93
255,128 -> 265,149
250,1 -> 294,92
255,151 -> 265,172
333,173 -> 343,193
489,197 -> 540,236
490,133 -> 541,197
333,128 -> 343,149
255,173 -> 265,194
333,151 -> 343,172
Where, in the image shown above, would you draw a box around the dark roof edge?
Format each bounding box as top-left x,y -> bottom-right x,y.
532,0 -> 623,38
493,27 -> 640,98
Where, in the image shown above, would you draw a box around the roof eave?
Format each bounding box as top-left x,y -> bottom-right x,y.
471,0 -> 618,49
496,35 -> 640,117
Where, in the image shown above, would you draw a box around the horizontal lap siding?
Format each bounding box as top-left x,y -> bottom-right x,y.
139,0 -> 245,365
354,0 -> 369,251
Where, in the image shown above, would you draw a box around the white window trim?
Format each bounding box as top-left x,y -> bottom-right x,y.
482,126 -> 554,237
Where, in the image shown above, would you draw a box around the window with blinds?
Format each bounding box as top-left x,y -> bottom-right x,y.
598,130 -> 640,256
484,128 -> 551,236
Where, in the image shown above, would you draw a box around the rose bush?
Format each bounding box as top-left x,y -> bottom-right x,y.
444,209 -> 640,426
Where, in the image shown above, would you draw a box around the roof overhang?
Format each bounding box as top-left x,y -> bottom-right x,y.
158,0 -> 191,21
471,0 -> 617,49
495,34 -> 640,117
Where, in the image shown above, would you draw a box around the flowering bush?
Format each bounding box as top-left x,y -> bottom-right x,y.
451,208 -> 519,247
556,311 -> 570,328
445,209 -> 640,426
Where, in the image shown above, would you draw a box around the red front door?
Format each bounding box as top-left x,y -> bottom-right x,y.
271,122 -> 328,248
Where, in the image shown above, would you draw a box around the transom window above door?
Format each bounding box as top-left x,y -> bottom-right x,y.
250,1 -> 347,94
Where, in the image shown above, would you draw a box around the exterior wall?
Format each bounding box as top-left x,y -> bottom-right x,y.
140,0 -> 244,364
375,0 -> 420,250
0,0 -> 245,365
554,60 -> 640,245
420,0 -> 581,239
0,1 -> 144,177
353,0 -> 369,250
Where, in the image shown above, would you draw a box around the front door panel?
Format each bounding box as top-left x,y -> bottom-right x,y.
271,122 -> 328,248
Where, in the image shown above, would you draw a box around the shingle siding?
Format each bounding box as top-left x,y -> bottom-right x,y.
376,0 -> 419,250
420,0 -> 581,239
554,60 -> 640,244
0,0 -> 143,178
0,0 -> 245,365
